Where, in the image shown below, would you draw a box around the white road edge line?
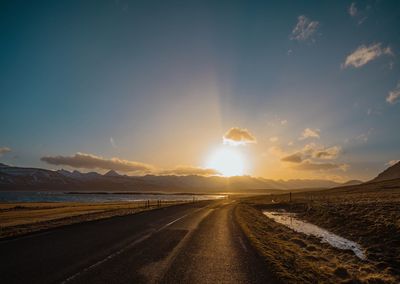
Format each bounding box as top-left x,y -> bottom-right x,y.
238,236 -> 248,252
61,207 -> 204,283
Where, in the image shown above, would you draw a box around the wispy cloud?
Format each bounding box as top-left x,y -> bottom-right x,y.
344,128 -> 373,145
281,143 -> 341,164
267,117 -> 288,127
299,128 -> 320,140
343,43 -> 393,68
386,83 -> 400,104
269,137 -> 279,143
348,2 -> 358,17
41,152 -> 154,173
223,127 -> 257,146
355,128 -> 374,143
348,2 -> 369,25
290,15 -> 319,42
292,160 -> 349,171
159,165 -> 220,176
366,106 -> 382,116
0,147 -> 11,156
110,137 -> 117,148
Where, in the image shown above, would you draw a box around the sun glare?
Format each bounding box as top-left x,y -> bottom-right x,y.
206,147 -> 245,176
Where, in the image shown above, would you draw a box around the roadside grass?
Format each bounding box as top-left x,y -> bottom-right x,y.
235,181 -> 400,283
0,200 -> 188,239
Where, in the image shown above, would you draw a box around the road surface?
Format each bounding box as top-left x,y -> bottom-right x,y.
0,199 -> 277,283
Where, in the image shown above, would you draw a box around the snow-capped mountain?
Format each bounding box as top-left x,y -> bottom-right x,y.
0,163 -> 362,193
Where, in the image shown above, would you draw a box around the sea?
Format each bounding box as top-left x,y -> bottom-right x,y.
0,191 -> 225,203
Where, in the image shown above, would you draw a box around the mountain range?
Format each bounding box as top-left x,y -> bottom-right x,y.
5,162 -> 397,193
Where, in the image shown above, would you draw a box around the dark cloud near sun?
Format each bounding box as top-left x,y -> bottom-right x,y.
281,153 -> 303,163
223,127 -> 257,145
159,165 -> 220,176
41,152 -> 153,173
279,143 -> 347,172
281,144 -> 341,164
40,153 -> 220,176
292,160 -> 348,172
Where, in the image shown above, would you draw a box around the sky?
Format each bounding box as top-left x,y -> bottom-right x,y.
1,0 -> 399,181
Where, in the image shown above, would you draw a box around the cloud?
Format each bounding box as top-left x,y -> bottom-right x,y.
268,146 -> 286,158
269,137 -> 279,143
0,147 -> 11,156
267,117 -> 288,127
349,128 -> 373,144
348,2 -> 369,24
299,128 -> 320,140
290,15 -> 319,42
270,142 -> 347,173
343,43 -> 393,68
386,160 -> 400,167
110,137 -> 117,148
223,127 -> 257,145
367,106 -> 382,116
281,144 -> 341,163
269,140 -> 347,173
41,152 -> 153,173
313,146 -> 341,160
292,160 -> 349,171
159,165 -> 220,176
348,2 -> 358,17
281,153 -> 303,163
386,83 -> 400,104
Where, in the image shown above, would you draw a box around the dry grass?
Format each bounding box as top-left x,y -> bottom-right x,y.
235,180 -> 400,283
0,200 -> 187,239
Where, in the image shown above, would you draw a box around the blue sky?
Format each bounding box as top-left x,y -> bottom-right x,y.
1,0 -> 399,181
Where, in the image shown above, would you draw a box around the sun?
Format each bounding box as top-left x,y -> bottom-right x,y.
206,147 -> 245,176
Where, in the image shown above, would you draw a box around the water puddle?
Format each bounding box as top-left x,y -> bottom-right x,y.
263,211 -> 366,260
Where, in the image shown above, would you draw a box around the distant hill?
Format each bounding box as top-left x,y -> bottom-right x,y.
341,180 -> 363,186
370,161 -> 400,183
0,163 -> 353,193
326,177 -> 400,195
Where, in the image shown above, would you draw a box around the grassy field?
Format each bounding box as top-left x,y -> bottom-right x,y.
235,179 -> 400,283
0,200 -> 188,239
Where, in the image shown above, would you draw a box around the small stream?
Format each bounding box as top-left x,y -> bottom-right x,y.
263,211 -> 366,260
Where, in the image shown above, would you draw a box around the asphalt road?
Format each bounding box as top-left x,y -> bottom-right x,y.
0,199 -> 277,284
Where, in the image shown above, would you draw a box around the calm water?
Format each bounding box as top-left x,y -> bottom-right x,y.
263,211 -> 366,260
0,191 -> 225,203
